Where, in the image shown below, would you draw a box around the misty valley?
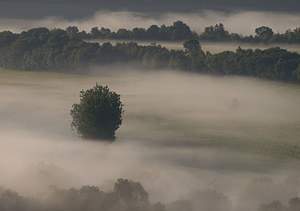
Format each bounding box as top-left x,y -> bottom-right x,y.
1,4 -> 300,210
0,68 -> 300,211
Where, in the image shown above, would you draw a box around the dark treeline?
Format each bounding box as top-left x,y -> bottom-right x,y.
70,21 -> 300,44
1,178 -> 300,211
199,24 -> 300,43
1,27 -> 300,82
259,198 -> 300,211
71,21 -> 197,41
0,178 -> 165,211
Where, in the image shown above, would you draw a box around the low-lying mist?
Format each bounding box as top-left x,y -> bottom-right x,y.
1,10 -> 300,35
0,68 -> 300,211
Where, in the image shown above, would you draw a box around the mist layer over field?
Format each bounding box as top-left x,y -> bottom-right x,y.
93,40 -> 300,54
0,68 -> 300,210
1,10 -> 300,35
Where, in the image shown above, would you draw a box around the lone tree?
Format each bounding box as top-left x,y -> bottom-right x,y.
70,84 -> 124,141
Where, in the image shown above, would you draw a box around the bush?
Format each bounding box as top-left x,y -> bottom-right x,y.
70,84 -> 124,141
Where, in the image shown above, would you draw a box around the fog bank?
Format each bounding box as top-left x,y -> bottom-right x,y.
0,69 -> 300,210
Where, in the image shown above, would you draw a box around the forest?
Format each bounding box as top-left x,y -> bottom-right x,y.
1,177 -> 299,211
69,21 -> 300,44
0,27 -> 300,82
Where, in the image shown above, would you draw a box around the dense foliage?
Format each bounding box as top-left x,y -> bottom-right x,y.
1,27 -> 300,83
70,84 -> 124,141
70,21 -> 300,44
73,21 -> 196,41
0,179 -> 165,211
199,24 -> 300,43
1,178 -> 300,211
0,28 -> 100,72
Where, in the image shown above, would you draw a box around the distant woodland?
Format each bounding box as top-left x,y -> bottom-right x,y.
75,21 -> 300,43
0,26 -> 300,83
0,178 -> 300,211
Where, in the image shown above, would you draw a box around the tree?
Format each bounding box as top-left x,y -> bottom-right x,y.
70,84 -> 124,141
90,27 -> 101,38
183,39 -> 201,55
114,178 -> 149,205
170,21 -> 193,40
66,26 -> 79,38
147,25 -> 159,39
255,26 -> 274,42
201,23 -> 229,41
117,28 -> 130,39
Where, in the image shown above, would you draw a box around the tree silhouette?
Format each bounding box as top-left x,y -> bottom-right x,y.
70,84 -> 124,141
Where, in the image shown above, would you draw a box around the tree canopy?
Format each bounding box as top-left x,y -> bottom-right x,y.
70,84 -> 124,141
75,21 -> 300,44
1,27 -> 300,83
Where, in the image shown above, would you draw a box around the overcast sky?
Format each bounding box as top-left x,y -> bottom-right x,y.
0,0 -> 299,19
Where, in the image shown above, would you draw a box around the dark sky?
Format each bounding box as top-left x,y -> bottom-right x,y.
0,0 -> 298,19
